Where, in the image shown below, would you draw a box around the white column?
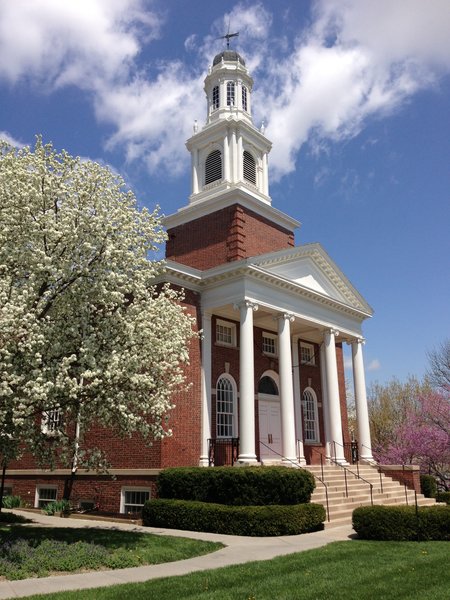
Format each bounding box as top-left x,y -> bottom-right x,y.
292,336 -> 306,465
237,133 -> 243,181
263,153 -> 269,196
223,131 -> 230,181
199,313 -> 212,466
236,301 -> 258,463
192,149 -> 199,195
320,343 -> 332,461
351,338 -> 374,462
231,128 -> 237,184
278,314 -> 298,464
323,329 -> 346,464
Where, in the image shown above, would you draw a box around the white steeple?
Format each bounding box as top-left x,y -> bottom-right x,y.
186,49 -> 272,206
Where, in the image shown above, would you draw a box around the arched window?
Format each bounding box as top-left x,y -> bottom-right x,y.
302,387 -> 319,443
205,149 -> 222,185
242,85 -> 248,111
212,86 -> 219,110
258,376 -> 279,395
243,150 -> 256,185
216,375 -> 236,438
226,81 -> 235,106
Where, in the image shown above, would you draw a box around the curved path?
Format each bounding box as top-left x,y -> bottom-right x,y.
0,510 -> 354,599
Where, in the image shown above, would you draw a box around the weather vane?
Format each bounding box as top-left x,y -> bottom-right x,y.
217,20 -> 239,49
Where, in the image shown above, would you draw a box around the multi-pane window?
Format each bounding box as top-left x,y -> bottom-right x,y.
36,486 -> 57,508
242,85 -> 248,111
243,151 -> 256,185
216,376 -> 235,437
258,376 -> 279,396
42,407 -> 63,434
216,320 -> 236,346
212,85 -> 219,110
226,81 -> 235,106
303,388 -> 319,443
205,149 -> 222,185
262,333 -> 277,356
300,342 -> 315,365
121,489 -> 150,514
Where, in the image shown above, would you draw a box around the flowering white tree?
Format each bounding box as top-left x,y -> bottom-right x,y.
0,138 -> 196,498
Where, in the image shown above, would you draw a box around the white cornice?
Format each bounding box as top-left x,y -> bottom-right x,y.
162,250 -> 373,321
163,188 -> 301,231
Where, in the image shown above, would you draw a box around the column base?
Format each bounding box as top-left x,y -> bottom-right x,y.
236,455 -> 259,466
198,457 -> 210,467
282,458 -> 300,467
360,456 -> 377,465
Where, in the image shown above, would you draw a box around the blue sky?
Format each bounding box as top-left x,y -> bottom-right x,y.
1,0 -> 449,387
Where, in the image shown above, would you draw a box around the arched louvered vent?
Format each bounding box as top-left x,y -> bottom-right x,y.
205,149 -> 222,185
243,150 -> 256,185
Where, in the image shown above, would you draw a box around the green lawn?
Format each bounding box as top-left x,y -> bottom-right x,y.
0,514 -> 222,580
21,540 -> 449,600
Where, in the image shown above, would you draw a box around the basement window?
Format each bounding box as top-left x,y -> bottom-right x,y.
120,488 -> 150,515
35,486 -> 57,508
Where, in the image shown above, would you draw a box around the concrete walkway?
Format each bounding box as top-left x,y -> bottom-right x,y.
0,510 -> 355,599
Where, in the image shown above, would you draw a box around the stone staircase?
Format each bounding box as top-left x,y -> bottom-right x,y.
305,463 -> 437,528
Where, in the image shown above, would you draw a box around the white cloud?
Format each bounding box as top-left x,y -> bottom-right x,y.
367,359 -> 381,372
1,1 -> 449,180
0,131 -> 25,147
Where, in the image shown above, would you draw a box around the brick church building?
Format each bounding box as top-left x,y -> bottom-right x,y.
5,48 -> 375,515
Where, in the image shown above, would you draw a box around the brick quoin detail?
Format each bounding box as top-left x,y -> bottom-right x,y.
166,204 -> 295,270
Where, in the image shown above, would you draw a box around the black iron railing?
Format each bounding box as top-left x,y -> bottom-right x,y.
332,441 -> 374,505
208,438 -> 239,466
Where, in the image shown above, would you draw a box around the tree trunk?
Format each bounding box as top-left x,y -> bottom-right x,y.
0,462 -> 6,513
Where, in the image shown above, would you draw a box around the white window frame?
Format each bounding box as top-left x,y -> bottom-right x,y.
300,342 -> 316,366
216,319 -> 236,347
226,81 -> 235,106
302,387 -> 320,444
262,332 -> 278,357
216,374 -> 237,438
41,407 -> 63,435
120,487 -> 151,514
35,485 -> 58,508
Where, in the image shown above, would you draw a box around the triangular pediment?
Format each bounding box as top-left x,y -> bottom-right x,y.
251,244 -> 372,314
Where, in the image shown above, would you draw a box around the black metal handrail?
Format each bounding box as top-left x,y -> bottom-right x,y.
307,445 -> 330,522
332,441 -> 374,505
208,438 -> 239,466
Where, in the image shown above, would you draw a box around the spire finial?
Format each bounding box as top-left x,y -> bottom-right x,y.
217,19 -> 239,49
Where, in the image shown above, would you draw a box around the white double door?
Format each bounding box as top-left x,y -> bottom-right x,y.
258,395 -> 281,461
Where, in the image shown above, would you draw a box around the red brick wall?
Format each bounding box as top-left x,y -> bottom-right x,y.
166,204 -> 294,269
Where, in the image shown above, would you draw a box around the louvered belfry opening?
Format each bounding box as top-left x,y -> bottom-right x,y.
205,149 -> 222,185
243,150 -> 256,184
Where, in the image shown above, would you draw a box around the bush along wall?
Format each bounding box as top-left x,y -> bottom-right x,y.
143,499 -> 325,536
420,474 -> 437,498
436,491 -> 450,505
157,466 -> 315,505
352,505 -> 450,541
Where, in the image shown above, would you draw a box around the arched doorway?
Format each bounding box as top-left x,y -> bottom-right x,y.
258,372 -> 281,462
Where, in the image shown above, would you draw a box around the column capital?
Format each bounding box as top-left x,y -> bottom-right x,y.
347,337 -> 365,346
275,312 -> 295,323
233,300 -> 258,312
324,328 -> 340,338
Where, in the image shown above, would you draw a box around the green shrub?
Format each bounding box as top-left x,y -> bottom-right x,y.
436,491 -> 450,505
352,505 -> 450,541
42,499 -> 71,516
157,466 -> 315,506
420,474 -> 437,498
143,499 -> 325,536
1,495 -> 21,509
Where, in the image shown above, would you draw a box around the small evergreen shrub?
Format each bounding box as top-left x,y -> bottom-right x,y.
436,491 -> 450,505
352,505 -> 450,541
143,499 -> 325,536
1,495 -> 21,509
420,474 -> 437,498
157,466 -> 315,505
